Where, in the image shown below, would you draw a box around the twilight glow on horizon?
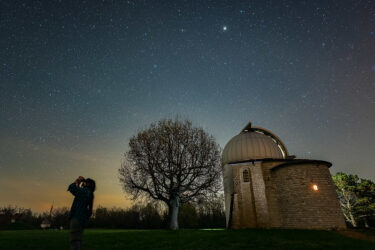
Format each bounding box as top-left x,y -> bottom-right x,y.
1,0 -> 374,213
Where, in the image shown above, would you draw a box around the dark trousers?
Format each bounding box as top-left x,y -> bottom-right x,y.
69,218 -> 83,250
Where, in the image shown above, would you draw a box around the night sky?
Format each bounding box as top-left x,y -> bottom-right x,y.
1,0 -> 375,212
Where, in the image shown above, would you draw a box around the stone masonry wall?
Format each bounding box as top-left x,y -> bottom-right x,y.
231,165 -> 242,229
250,162 -> 269,228
271,163 -> 346,229
223,164 -> 233,227
262,161 -> 283,228
231,164 -> 257,228
231,163 -> 267,228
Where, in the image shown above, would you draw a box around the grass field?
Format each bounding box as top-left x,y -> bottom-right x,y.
0,229 -> 374,250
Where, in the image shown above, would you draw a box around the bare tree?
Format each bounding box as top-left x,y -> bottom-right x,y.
119,119 -> 221,230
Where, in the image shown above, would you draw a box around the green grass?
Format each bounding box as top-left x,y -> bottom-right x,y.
0,229 -> 374,250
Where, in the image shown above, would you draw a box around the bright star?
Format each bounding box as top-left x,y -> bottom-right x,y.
223,26 -> 227,31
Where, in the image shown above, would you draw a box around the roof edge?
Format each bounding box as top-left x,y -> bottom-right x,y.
225,158 -> 332,168
270,159 -> 332,170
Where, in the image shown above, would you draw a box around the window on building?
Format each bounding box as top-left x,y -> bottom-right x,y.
243,170 -> 250,182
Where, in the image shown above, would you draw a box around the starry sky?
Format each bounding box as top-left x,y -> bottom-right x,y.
1,0 -> 374,213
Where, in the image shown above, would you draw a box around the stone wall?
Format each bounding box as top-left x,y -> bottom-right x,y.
231,164 -> 257,228
231,163 -> 267,229
250,162 -> 269,227
224,160 -> 346,230
262,161 -> 283,228
271,163 -> 346,229
222,163 -> 233,227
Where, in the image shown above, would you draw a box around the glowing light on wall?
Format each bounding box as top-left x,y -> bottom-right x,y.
313,184 -> 319,191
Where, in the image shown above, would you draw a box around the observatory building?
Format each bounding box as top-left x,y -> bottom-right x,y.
222,122 -> 346,229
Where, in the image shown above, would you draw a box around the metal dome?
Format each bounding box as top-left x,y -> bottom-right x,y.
222,122 -> 289,165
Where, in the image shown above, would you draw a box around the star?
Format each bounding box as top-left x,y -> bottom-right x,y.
223,26 -> 227,31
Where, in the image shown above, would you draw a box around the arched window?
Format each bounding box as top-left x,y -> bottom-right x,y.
243,169 -> 250,182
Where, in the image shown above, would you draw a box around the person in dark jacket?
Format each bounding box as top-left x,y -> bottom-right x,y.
68,176 -> 95,250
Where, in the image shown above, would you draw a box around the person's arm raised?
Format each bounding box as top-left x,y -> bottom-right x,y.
67,176 -> 86,197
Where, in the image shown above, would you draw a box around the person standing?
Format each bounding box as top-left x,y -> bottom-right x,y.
68,176 -> 96,250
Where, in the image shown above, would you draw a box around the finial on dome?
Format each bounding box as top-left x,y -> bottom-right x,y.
242,121 -> 252,132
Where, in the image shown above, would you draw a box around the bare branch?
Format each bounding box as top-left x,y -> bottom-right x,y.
118,118 -> 222,208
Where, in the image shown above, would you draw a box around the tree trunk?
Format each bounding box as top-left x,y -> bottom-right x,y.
349,211 -> 357,228
169,196 -> 180,230
364,217 -> 369,228
345,198 -> 357,228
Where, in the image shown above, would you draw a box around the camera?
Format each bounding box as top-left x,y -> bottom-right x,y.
78,177 -> 86,187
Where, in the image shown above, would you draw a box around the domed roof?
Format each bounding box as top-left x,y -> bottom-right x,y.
222,122 -> 289,165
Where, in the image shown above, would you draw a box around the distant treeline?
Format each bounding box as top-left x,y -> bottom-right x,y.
0,197 -> 225,230
3,172 -> 374,230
